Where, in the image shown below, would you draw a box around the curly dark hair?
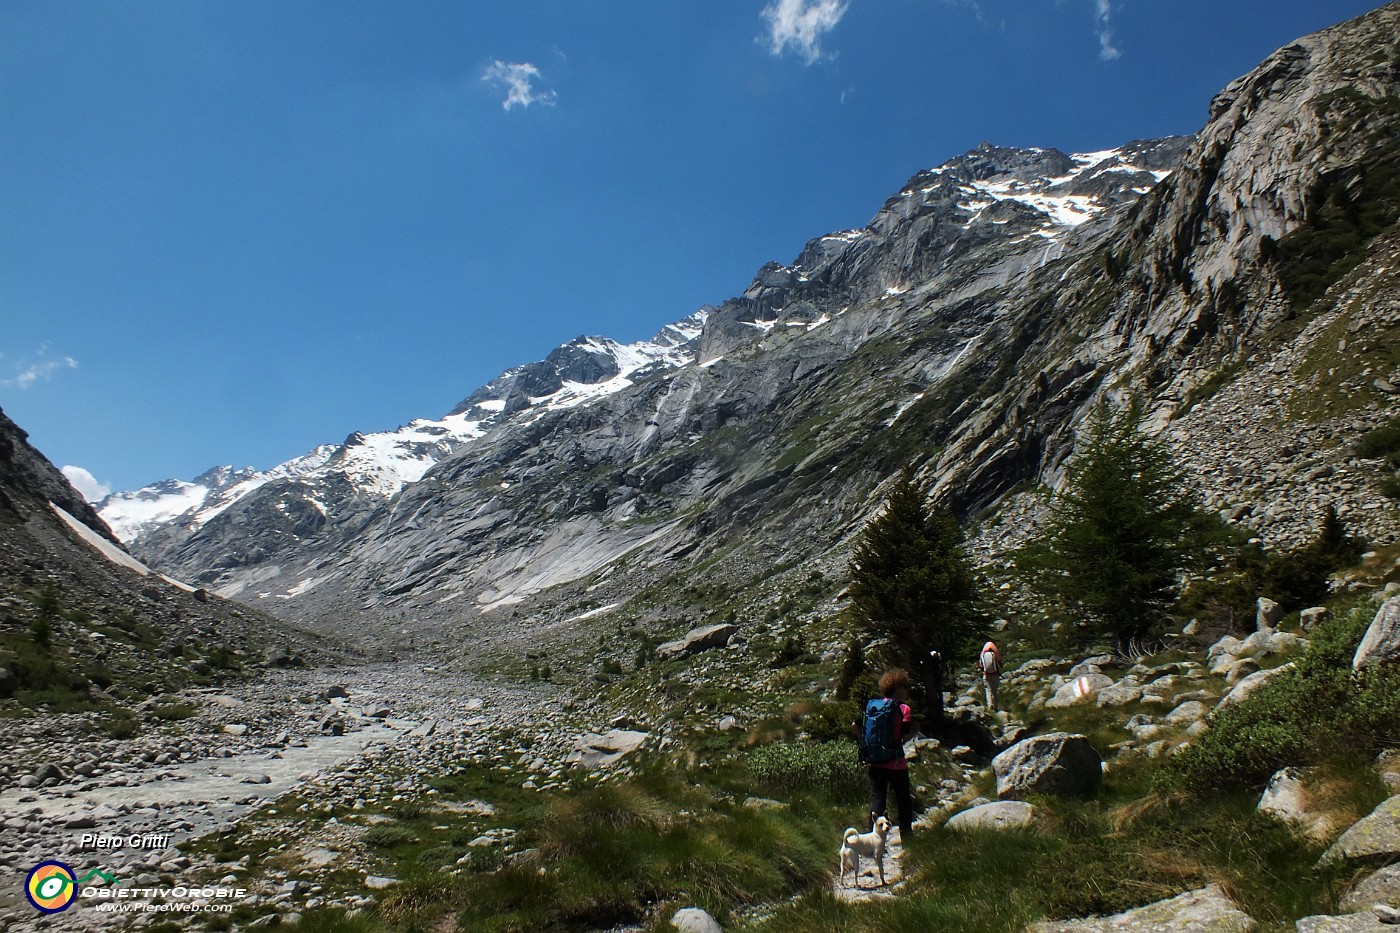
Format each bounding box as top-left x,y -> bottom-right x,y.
878,669 -> 911,697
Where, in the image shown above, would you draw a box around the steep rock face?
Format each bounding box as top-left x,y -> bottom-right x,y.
107,5 -> 1400,648
0,407 -> 330,684
0,409 -> 119,546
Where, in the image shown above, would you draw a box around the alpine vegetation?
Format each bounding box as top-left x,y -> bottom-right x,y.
3,4 -> 1400,933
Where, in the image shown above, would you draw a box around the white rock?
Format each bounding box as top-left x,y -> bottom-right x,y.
671,907 -> 723,933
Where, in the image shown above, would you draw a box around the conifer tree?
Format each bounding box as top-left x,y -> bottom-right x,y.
1025,398 -> 1207,649
848,469 -> 979,712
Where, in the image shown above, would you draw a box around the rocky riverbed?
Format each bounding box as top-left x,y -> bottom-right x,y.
0,661 -> 612,931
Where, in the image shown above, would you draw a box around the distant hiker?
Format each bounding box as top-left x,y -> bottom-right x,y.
927,649 -> 945,723
978,640 -> 1003,711
858,669 -> 919,838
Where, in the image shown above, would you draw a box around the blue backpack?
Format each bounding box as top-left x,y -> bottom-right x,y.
860,697 -> 901,764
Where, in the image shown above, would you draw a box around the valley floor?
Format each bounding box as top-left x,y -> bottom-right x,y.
0,661 -> 585,931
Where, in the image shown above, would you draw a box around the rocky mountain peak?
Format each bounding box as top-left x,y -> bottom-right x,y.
96,4 -> 1399,646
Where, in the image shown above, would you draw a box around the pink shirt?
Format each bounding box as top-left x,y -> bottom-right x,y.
871,702 -> 912,771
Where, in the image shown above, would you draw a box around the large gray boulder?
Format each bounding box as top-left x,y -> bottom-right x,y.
566,729 -> 650,770
1354,598 -> 1400,671
1340,864 -> 1400,913
1026,884 -> 1255,931
657,624 -> 739,661
1257,596 -> 1284,631
1300,607 -> 1329,631
993,733 -> 1102,800
1096,679 -> 1144,708
1046,673 -> 1114,708
1215,664 -> 1294,714
945,801 -> 1039,831
1323,796 -> 1400,865
1257,767 -> 1337,840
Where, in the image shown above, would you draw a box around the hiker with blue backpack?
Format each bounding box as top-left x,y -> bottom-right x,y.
858,669 -> 919,838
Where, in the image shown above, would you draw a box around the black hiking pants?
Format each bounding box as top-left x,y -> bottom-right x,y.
867,766 -> 913,835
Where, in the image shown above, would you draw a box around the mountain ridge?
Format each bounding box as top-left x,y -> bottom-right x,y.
94,3 -> 1400,660
101,139 -> 1187,550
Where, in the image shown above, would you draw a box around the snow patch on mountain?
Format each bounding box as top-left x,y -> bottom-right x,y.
101,312 -> 711,544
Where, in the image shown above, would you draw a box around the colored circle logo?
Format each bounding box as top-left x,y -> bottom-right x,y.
26,861 -> 77,913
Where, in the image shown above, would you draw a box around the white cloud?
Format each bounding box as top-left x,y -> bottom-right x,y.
62,465 -> 111,503
481,60 -> 557,111
1094,0 -> 1121,60
1,353 -> 78,389
761,0 -> 849,65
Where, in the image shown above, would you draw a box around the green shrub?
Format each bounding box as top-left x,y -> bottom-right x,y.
1275,124 -> 1400,309
102,710 -> 141,739
1357,421 -> 1400,462
153,702 -> 199,721
1178,505 -> 1364,627
362,826 -> 417,849
747,740 -> 865,802
1357,420 -> 1400,499
29,615 -> 53,648
803,700 -> 858,743
1163,602 -> 1400,794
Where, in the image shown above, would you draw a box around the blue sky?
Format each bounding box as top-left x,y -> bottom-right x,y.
0,0 -> 1384,497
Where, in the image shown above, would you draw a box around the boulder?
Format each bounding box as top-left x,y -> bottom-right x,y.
656,624 -> 739,661
1323,796 -> 1400,865
1208,635 -> 1244,659
1046,673 -> 1114,708
993,733 -> 1102,800
264,645 -> 301,667
1300,607 -> 1329,631
1215,664 -> 1294,714
671,907 -> 723,933
1354,598 -> 1400,671
1237,630 -> 1276,659
1224,659 -> 1261,685
1096,680 -> 1144,708
1257,768 -> 1335,839
1069,656 -> 1113,678
945,801 -> 1039,831
1258,597 -> 1284,631
1025,884 -> 1254,932
1210,653 -> 1243,677
1340,864 -> 1400,913
566,729 -> 650,769
1165,700 -> 1209,725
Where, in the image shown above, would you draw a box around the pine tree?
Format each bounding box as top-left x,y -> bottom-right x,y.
1025,398 -> 1206,649
848,469 -> 979,711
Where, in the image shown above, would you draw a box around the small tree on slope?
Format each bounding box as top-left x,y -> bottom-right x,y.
1024,398 -> 1209,651
848,468 -> 980,714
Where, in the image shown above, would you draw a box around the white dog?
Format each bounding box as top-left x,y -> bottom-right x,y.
837,816 -> 890,887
